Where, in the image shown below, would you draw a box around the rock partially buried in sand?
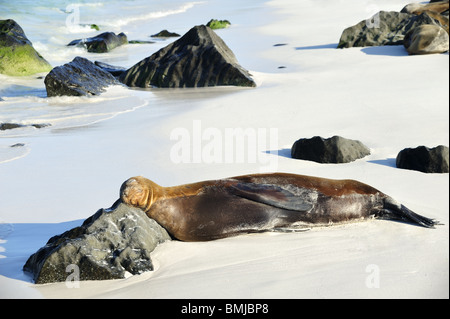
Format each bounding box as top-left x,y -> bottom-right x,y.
0,123 -> 50,130
119,25 -> 256,88
396,145 -> 449,173
67,32 -> 128,53
0,19 -> 52,76
23,201 -> 171,284
291,136 -> 370,164
44,56 -> 120,97
404,24 -> 449,54
337,11 -> 447,48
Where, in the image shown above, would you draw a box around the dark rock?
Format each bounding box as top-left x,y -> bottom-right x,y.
0,123 -> 21,130
128,40 -> 155,44
23,201 -> 171,284
94,61 -> 127,77
44,56 -> 120,97
206,19 -> 231,30
120,25 -> 256,88
150,30 -> 180,38
67,32 -> 128,53
291,136 -> 371,164
396,145 -> 449,173
0,123 -> 50,130
0,19 -> 52,76
337,11 -> 447,48
10,143 -> 25,147
404,24 -> 449,54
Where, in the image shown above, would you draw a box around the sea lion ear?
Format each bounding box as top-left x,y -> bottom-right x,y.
120,177 -> 150,208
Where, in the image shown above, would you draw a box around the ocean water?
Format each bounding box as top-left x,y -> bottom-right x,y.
0,0 -> 211,162
1,0 -> 272,163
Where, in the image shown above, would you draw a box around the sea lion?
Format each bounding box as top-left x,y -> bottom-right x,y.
120,173 -> 438,241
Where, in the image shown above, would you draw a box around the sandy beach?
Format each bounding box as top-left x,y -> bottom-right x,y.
0,0 -> 448,299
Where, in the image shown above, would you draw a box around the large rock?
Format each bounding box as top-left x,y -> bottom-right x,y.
119,25 -> 256,88
0,19 -> 52,76
291,136 -> 371,164
44,56 -> 120,97
23,201 -> 171,284
337,11 -> 446,48
67,32 -> 128,53
396,145 -> 449,173
404,24 -> 449,54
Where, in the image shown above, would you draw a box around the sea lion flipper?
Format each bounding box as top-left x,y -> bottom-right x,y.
271,227 -> 311,233
379,197 -> 440,228
229,182 -> 314,212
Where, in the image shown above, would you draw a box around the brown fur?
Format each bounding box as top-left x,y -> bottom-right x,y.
412,2 -> 449,15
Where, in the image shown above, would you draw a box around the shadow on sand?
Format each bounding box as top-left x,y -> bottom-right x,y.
0,219 -> 83,282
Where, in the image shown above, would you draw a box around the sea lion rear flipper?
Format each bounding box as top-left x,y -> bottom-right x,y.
378,197 -> 440,228
229,182 -> 314,212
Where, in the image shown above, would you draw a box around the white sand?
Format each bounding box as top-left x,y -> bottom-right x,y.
0,0 -> 448,299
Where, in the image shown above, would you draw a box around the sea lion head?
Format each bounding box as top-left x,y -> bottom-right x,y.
120,176 -> 159,211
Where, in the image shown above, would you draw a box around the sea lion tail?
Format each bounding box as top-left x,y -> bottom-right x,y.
380,197 -> 440,228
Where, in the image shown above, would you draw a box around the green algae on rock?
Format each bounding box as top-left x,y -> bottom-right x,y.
206,19 -> 231,29
0,19 -> 52,76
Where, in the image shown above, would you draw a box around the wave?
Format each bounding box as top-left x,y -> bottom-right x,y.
0,144 -> 31,164
101,1 -> 203,28
0,85 -> 149,136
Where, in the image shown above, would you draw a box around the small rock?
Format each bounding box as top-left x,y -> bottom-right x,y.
10,143 -> 25,147
45,56 -> 119,97
396,145 -> 449,173
291,136 -> 371,164
67,32 -> 128,53
150,30 -> 180,38
206,19 -> 231,30
128,40 -> 155,44
23,201 -> 171,284
0,123 -> 50,130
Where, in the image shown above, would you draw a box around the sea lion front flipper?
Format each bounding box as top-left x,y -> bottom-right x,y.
229,182 -> 314,212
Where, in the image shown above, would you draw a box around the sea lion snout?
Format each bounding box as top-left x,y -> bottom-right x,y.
120,176 -> 150,209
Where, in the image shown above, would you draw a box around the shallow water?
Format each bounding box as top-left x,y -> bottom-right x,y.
1,0 -> 272,163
